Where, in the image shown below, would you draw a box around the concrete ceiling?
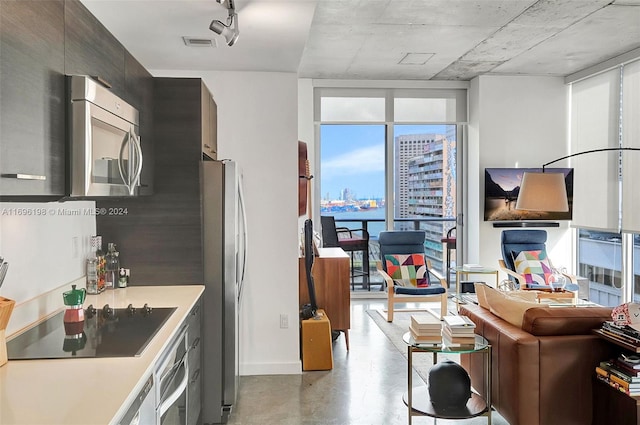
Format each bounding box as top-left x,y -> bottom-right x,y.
82,0 -> 640,80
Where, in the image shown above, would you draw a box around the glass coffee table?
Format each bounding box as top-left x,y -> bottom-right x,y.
403,332 -> 492,424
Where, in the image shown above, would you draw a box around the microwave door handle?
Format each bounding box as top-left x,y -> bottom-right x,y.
118,132 -> 131,193
131,132 -> 143,193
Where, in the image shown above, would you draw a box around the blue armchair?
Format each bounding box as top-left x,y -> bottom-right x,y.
377,231 -> 448,322
498,229 -> 579,293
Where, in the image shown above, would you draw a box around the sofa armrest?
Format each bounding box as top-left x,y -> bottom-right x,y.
460,304 -> 541,425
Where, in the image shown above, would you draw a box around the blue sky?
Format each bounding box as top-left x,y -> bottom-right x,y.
320,124 -> 449,200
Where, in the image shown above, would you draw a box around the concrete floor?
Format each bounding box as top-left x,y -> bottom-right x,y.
227,299 -> 508,425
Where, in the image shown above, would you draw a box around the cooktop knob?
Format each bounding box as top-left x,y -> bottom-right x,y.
142,303 -> 153,316
127,304 -> 136,316
102,304 -> 114,319
85,304 -> 96,318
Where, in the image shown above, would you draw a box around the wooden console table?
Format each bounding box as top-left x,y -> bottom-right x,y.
299,247 -> 350,350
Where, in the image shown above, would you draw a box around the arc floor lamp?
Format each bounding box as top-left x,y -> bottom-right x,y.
515,147 -> 640,213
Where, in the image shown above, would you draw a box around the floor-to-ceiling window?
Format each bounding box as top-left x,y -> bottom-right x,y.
571,59 -> 640,306
314,86 -> 467,290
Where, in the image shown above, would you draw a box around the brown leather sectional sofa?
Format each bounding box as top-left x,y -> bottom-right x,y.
460,303 -> 615,425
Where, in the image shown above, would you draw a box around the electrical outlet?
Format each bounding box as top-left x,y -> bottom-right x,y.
280,313 -> 289,329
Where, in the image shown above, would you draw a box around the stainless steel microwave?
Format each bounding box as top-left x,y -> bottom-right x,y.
68,75 -> 143,197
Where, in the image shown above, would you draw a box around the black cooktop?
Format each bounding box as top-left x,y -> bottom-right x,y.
7,305 -> 176,359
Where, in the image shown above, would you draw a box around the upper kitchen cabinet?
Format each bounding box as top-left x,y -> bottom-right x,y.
64,0 -> 125,97
0,0 -> 66,198
0,0 -> 154,199
201,82 -> 218,160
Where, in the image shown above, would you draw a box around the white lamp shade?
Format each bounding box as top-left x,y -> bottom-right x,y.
515,172 -> 569,212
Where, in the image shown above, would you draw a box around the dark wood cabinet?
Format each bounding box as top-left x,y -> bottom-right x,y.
593,332 -> 640,424
0,0 -> 66,198
64,0 -> 125,96
1,0 -> 153,199
96,78 -> 216,284
593,377 -> 640,425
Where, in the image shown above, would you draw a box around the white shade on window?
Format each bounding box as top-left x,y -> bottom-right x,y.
570,68 -> 620,232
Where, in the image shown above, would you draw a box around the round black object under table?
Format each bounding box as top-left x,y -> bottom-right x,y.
428,360 -> 471,409
402,332 -> 492,424
402,387 -> 487,419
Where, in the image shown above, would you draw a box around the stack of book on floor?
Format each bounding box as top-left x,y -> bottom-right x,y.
409,313 -> 442,343
595,357 -> 640,396
442,315 -> 476,347
599,321 -> 640,347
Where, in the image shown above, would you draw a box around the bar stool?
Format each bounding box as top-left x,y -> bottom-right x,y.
440,226 -> 456,290
320,216 -> 370,290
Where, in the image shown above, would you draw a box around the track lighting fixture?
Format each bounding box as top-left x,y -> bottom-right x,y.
210,0 -> 239,46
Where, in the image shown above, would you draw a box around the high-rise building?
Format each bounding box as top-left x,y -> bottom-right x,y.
394,133 -> 456,271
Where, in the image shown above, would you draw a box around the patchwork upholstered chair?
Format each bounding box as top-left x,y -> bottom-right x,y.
377,231 -> 447,322
498,229 -> 579,293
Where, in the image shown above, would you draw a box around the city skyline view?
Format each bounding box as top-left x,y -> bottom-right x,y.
320,124 -> 449,201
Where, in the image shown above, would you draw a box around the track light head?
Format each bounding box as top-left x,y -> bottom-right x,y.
209,12 -> 239,46
216,0 -> 235,10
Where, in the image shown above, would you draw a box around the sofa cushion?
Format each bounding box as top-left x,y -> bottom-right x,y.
483,285 -> 548,327
385,254 -> 429,287
522,306 -> 613,336
512,249 -> 553,287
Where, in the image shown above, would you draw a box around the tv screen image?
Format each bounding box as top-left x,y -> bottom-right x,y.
484,168 -> 574,221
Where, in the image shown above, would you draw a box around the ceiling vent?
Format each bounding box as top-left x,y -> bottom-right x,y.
182,37 -> 216,47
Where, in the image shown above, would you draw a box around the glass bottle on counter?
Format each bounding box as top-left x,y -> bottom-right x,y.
95,236 -> 106,292
87,236 -> 105,294
118,268 -> 128,288
105,243 -> 120,289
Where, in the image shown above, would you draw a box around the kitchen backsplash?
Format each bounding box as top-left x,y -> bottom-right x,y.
0,201 -> 96,314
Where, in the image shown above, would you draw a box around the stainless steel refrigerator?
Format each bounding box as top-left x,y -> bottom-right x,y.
202,159 -> 247,424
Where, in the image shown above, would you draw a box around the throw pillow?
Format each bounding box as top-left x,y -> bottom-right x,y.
474,282 -> 490,309
483,285 -> 548,328
384,254 -> 429,287
512,250 -> 553,287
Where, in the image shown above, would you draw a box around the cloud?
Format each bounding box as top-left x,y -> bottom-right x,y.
322,144 -> 384,177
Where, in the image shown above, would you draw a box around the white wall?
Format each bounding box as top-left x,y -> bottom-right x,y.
467,75 -> 574,281
0,200 -> 96,334
151,69 -> 301,375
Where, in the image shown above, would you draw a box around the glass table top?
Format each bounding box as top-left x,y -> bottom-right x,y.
403,332 -> 489,353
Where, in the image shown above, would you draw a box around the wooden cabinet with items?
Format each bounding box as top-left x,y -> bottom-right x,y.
0,0 -> 66,198
298,247 -> 351,349
593,325 -> 640,425
201,82 -> 218,159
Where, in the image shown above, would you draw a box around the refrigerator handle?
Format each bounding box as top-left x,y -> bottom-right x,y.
237,173 -> 248,303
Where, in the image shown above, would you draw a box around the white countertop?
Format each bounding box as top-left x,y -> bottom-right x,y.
0,285 -> 205,425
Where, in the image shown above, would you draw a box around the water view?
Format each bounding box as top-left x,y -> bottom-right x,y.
326,206 -> 386,239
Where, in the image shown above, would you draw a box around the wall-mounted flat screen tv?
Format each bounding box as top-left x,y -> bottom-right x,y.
484,168 -> 574,221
